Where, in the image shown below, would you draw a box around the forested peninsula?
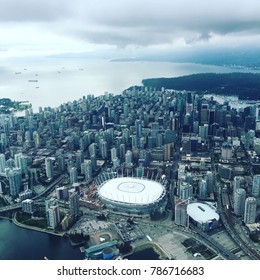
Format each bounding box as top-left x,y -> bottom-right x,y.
142,73 -> 260,100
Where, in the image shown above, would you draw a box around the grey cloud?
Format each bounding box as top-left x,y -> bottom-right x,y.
65,0 -> 260,47
0,0 -> 70,22
185,33 -> 213,45
1,0 -> 260,49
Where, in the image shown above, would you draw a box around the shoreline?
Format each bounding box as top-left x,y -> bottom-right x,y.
11,212 -> 65,237
124,242 -> 170,260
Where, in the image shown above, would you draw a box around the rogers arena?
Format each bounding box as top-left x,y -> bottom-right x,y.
97,177 -> 166,214
187,202 -> 220,231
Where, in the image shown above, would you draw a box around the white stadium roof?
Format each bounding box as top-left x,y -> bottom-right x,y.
98,177 -> 165,205
187,202 -> 219,224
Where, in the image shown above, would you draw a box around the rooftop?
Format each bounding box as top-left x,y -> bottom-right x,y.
187,202 -> 219,224
98,177 -> 165,205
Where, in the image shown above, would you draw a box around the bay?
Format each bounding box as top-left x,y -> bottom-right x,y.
1,57 -> 258,112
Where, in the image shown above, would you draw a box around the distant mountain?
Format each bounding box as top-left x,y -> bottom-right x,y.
142,73 -> 260,100
112,47 -> 260,69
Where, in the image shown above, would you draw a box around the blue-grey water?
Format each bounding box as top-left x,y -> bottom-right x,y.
127,248 -> 160,260
1,57 -> 258,112
0,219 -> 83,260
0,219 -> 160,260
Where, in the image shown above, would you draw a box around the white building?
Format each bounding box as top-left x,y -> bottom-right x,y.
98,177 -> 166,214
187,202 -> 219,231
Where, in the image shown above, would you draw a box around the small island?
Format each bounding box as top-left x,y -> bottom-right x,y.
0,98 -> 32,114
142,72 -> 260,100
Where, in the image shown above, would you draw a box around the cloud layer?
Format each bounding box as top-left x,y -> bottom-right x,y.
1,0 -> 260,57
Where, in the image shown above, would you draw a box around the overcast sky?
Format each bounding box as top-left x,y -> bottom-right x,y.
1,0 -> 260,59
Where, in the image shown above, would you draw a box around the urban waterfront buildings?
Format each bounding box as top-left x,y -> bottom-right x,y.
0,86 -> 260,260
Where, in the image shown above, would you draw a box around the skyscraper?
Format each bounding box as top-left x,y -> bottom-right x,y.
69,189 -> 80,218
75,150 -> 84,170
15,154 -> 29,175
57,153 -> 66,173
199,179 -> 207,199
135,119 -> 142,138
69,167 -> 78,184
206,171 -> 215,194
111,147 -> 117,162
221,142 -> 233,160
46,205 -> 61,229
244,197 -> 257,224
89,143 -> 96,158
234,188 -> 246,216
252,175 -> 260,198
100,140 -> 108,159
0,153 -> 6,173
56,186 -> 69,200
175,199 -> 188,227
8,168 -> 22,196
125,150 -> 132,168
33,131 -> 41,148
200,103 -> 209,125
179,181 -> 193,200
119,143 -> 126,161
233,176 -> 244,199
45,157 -> 54,179
81,160 -> 92,181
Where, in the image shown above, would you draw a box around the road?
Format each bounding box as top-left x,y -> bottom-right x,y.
0,174 -> 66,214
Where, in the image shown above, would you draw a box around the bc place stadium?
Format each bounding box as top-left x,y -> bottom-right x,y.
95,175 -> 167,215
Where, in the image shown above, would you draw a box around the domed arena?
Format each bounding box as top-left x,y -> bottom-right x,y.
97,177 -> 166,214
187,202 -> 220,231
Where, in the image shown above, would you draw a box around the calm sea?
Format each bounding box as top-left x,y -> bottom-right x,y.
1,57 -> 258,112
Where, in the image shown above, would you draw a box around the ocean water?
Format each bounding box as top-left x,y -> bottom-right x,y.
1,57 -> 256,112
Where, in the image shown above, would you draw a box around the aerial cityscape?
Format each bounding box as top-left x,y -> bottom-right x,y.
0,83 -> 259,260
1,0 -> 260,261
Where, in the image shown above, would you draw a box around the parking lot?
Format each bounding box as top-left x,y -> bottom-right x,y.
69,216 -> 110,236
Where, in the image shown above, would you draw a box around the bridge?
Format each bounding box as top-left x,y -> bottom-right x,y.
0,203 -> 21,214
